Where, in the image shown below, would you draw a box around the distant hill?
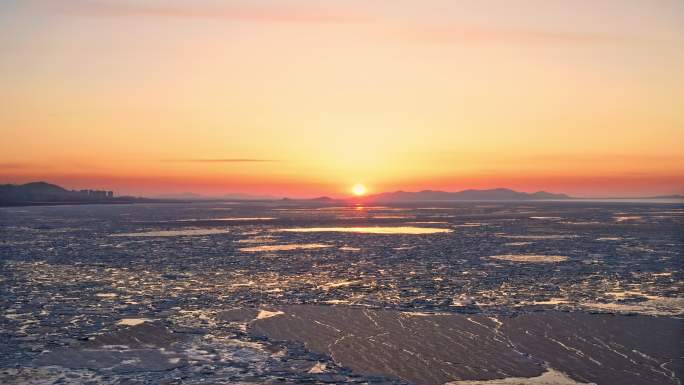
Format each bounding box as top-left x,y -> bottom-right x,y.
312,196 -> 334,201
17,181 -> 69,193
645,194 -> 684,200
0,182 -> 70,202
366,188 -> 571,202
0,181 -> 140,206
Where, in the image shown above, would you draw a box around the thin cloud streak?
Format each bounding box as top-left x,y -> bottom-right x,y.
164,159 -> 277,163
51,1 -> 618,45
395,25 -> 620,45
57,0 -> 371,24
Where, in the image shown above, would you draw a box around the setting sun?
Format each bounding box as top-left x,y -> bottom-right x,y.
352,183 -> 368,196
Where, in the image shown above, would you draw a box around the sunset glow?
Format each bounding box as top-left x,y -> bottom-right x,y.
1,1 -> 683,197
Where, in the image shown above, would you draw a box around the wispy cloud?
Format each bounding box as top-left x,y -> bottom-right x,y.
396,25 -> 618,45
527,153 -> 684,164
164,159 -> 277,163
57,0 -> 370,24
50,1 -> 618,45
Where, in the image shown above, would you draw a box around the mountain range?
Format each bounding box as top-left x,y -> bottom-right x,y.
2,182 -> 682,206
365,188 -> 570,202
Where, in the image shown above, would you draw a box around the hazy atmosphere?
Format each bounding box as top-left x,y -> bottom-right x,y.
2,0 -> 683,197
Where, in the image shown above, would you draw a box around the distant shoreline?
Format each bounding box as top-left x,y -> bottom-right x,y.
0,199 -> 186,208
2,182 -> 682,207
2,197 -> 682,208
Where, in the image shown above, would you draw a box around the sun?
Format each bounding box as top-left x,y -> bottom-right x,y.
351,183 -> 367,196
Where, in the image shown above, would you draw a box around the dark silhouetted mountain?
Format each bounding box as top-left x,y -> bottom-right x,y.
0,181 -> 135,206
366,188 -> 571,202
644,194 -> 684,200
528,191 -> 572,199
1,182 -> 69,202
12,181 -> 68,193
310,196 -> 334,201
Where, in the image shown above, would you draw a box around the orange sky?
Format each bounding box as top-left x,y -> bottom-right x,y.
1,0 -> 683,198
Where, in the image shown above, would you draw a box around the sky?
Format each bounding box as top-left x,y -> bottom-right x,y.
1,0 -> 683,198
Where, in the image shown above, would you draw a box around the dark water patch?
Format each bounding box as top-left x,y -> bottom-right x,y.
250,305 -> 683,385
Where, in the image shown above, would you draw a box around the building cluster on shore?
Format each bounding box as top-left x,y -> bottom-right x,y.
78,189 -> 114,199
